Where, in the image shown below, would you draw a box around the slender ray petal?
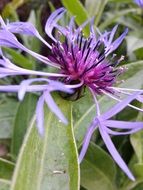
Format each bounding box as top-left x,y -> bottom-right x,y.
79,119 -> 98,163
101,91 -> 142,120
18,78 -> 49,101
105,120 -> 143,129
5,21 -> 51,48
44,91 -> 68,124
106,127 -> 143,135
106,28 -> 128,55
137,95 -> 143,103
45,7 -> 66,41
0,30 -> 58,67
98,122 -> 135,181
107,25 -> 118,46
36,95 -> 45,135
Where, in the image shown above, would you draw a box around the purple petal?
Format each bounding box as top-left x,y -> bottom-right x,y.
43,91 -> 68,124
0,84 -> 50,93
105,120 -> 143,129
7,21 -> 52,48
36,95 -> 45,136
79,119 -> 98,163
18,78 -> 50,101
0,29 -> 58,67
0,85 -> 20,92
45,8 -> 66,41
48,80 -> 73,94
134,0 -> 143,7
106,25 -> 118,47
90,17 -> 96,40
98,122 -> 135,181
106,127 -> 143,135
0,30 -> 19,48
136,95 -> 143,103
0,54 -> 66,77
106,28 -> 128,55
0,16 -> 6,28
6,22 -> 40,36
69,17 -> 75,33
0,17 -> 51,48
101,91 -> 142,120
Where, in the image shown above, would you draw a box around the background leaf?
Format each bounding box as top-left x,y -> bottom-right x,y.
80,143 -> 117,190
0,98 -> 18,139
0,179 -> 10,190
85,0 -> 108,26
11,93 -> 38,157
0,158 -> 14,180
61,0 -> 90,36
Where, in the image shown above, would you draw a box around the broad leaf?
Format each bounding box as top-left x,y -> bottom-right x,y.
11,95 -> 79,190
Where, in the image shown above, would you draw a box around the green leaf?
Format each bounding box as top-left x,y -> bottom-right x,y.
11,93 -> 38,157
0,98 -> 18,139
2,3 -> 18,21
0,179 -> 10,190
11,95 -> 79,190
80,143 -> 117,190
11,0 -> 27,9
61,0 -> 90,36
0,158 -> 14,180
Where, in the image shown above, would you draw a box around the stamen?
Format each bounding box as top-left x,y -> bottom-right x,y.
79,34 -> 83,50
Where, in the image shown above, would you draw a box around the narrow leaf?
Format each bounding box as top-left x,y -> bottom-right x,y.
85,0 -> 108,26
61,0 -> 90,36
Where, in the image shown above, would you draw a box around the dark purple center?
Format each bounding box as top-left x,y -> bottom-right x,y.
48,34 -> 124,95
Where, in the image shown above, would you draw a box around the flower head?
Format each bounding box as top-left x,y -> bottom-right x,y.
48,24 -> 127,96
0,8 -> 143,180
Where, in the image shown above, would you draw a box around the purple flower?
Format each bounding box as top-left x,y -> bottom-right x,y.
134,0 -> 143,8
0,8 -> 143,180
